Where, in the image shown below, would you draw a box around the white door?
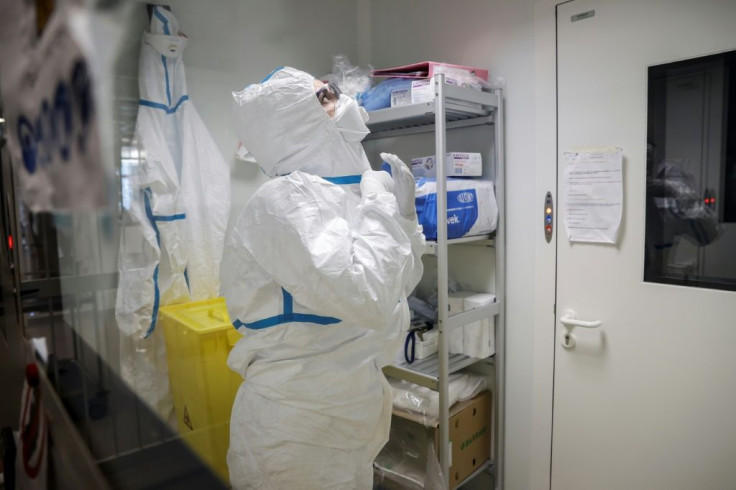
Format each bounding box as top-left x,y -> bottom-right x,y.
553,1 -> 736,489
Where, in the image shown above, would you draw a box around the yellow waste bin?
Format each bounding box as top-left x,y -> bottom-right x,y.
159,298 -> 242,485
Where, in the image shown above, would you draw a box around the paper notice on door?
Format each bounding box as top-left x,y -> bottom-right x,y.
562,147 -> 623,244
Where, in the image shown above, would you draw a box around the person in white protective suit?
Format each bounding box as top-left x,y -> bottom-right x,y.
115,7 -> 230,420
223,66 -> 425,489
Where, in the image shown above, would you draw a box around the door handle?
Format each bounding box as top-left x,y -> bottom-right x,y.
560,309 -> 602,349
560,310 -> 602,329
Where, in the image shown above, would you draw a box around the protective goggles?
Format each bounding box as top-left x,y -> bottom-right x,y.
315,81 -> 341,105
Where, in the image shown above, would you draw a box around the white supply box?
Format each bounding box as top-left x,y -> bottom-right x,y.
410,77 -> 481,103
463,293 -> 496,359
448,291 -> 474,354
411,153 -> 483,178
447,291 -> 496,359
390,76 -> 483,108
414,329 -> 439,360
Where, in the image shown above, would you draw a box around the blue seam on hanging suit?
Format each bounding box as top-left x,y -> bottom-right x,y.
143,189 -> 161,246
153,7 -> 171,35
140,8 -> 189,117
153,213 -> 186,222
232,288 -> 341,330
169,95 -> 189,112
139,96 -> 189,115
142,187 -> 187,337
142,189 -> 160,338
162,55 -> 172,106
139,8 -> 189,335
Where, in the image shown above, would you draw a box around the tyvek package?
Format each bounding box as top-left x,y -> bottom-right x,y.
415,178 -> 498,240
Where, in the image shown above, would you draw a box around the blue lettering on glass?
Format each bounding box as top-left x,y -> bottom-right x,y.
54,82 -> 72,162
14,58 -> 93,175
71,60 -> 93,154
17,116 -> 37,174
37,100 -> 51,168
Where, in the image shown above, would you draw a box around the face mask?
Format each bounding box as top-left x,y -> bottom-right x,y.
333,96 -> 370,143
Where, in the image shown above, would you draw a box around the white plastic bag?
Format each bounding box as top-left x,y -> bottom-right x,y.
389,373 -> 489,426
322,53 -> 373,98
373,432 -> 447,489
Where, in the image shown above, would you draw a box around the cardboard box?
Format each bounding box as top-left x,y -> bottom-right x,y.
411,153 -> 483,178
376,391 -> 492,489
443,391 -> 492,488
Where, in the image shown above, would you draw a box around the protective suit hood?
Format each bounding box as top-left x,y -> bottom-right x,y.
232,66 -> 371,178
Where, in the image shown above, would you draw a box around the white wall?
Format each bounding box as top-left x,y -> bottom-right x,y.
369,1 -> 540,488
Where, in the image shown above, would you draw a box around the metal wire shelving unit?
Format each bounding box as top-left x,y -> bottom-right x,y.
367,74 -> 505,489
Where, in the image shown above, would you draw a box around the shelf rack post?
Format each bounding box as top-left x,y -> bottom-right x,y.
434,73 -> 451,479
494,86 -> 506,490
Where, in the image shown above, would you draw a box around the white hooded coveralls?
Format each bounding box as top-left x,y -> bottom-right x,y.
115,8 -> 230,419
224,67 -> 425,489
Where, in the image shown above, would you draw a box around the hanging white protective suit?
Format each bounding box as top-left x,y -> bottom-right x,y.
224,67 -> 425,489
115,7 -> 230,420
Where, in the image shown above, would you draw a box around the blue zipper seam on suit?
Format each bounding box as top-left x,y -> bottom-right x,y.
142,188 -> 187,337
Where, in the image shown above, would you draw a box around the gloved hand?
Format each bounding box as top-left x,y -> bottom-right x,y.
360,169 -> 394,197
381,152 -> 417,219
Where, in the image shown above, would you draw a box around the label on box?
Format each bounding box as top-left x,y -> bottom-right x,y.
390,88 -> 411,107
411,78 -> 459,104
410,79 -> 433,103
411,153 -> 483,178
410,76 -> 482,104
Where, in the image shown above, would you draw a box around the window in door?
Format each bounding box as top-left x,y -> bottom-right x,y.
646,50 -> 736,291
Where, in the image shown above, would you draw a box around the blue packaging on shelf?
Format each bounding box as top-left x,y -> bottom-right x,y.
414,178 -> 498,240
